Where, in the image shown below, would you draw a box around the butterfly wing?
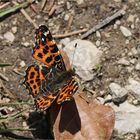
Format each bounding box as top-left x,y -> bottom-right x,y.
24,65 -> 43,97
57,77 -> 78,104
35,93 -> 58,111
24,65 -> 58,110
32,25 -> 66,71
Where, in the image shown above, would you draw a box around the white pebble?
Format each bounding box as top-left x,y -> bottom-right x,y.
20,61 -> 26,67
120,26 -> 132,37
95,40 -> 101,47
96,31 -> 101,38
64,14 -> 69,21
4,32 -> 15,42
11,26 -> 17,33
135,63 -> 140,71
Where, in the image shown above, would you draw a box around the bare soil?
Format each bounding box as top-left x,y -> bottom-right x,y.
0,0 -> 140,139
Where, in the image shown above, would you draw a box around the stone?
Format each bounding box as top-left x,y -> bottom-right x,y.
64,14 -> 70,21
125,78 -> 140,96
20,61 -> 26,67
21,42 -> 30,47
127,14 -> 136,22
64,39 -> 102,81
115,20 -> 121,25
96,31 -> 101,38
11,26 -> 17,33
95,40 -> 101,47
135,62 -> 140,71
120,26 -> 132,37
4,31 -> 15,42
112,101 -> 140,134
109,83 -> 128,103
59,38 -> 71,46
118,58 -> 130,66
76,0 -> 84,5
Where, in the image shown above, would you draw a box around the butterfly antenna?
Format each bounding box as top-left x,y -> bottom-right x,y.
71,43 -> 77,71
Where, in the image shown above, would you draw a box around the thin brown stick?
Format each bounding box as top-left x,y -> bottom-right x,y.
13,68 -> 24,76
53,28 -> 87,38
0,73 -> 9,81
0,2 -> 10,9
30,3 -> 38,13
41,0 -> 47,11
48,4 -> 57,17
12,1 -> 38,28
81,9 -> 126,39
65,14 -> 74,33
47,0 -> 55,11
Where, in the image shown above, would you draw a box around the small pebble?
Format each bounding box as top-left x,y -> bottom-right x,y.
120,26 -> 132,37
135,63 -> 140,71
95,40 -> 101,47
4,31 -> 15,42
22,42 -> 30,47
11,26 -> 17,33
127,14 -> 136,22
131,24 -> 135,29
125,39 -> 130,44
113,24 -> 118,29
118,58 -> 130,66
64,14 -> 70,21
20,61 -> 26,67
96,31 -> 101,38
115,20 -> 121,25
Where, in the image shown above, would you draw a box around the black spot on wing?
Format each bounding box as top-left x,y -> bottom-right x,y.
37,53 -> 43,58
46,56 -> 53,63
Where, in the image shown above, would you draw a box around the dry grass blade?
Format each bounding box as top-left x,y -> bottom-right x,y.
0,108 -> 29,123
0,2 -> 29,18
0,102 -> 33,107
0,73 -> 9,81
12,1 -> 38,28
0,128 -> 35,133
0,63 -> 12,67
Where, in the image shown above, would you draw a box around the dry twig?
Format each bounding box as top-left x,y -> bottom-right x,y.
53,28 -> 87,38
12,1 -> 38,28
0,73 -> 9,81
81,9 -> 126,39
0,108 -> 29,123
65,14 -> 74,33
41,0 -> 48,11
47,0 -> 55,11
13,68 -> 24,76
48,4 -> 57,17
0,2 -> 10,9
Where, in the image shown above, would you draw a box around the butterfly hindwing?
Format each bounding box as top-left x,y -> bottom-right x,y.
57,78 -> 78,104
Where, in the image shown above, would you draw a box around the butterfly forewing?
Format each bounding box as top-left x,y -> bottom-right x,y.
32,25 -> 66,71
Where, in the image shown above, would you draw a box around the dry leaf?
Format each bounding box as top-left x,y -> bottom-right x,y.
49,93 -> 115,140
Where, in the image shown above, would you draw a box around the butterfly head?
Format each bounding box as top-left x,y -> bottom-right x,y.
35,25 -> 52,43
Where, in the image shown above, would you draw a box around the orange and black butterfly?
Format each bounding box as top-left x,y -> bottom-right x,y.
24,25 -> 78,111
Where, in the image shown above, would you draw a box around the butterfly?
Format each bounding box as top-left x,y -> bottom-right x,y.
24,25 -> 78,111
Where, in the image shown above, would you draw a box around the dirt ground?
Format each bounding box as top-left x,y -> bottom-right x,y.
0,0 -> 140,139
